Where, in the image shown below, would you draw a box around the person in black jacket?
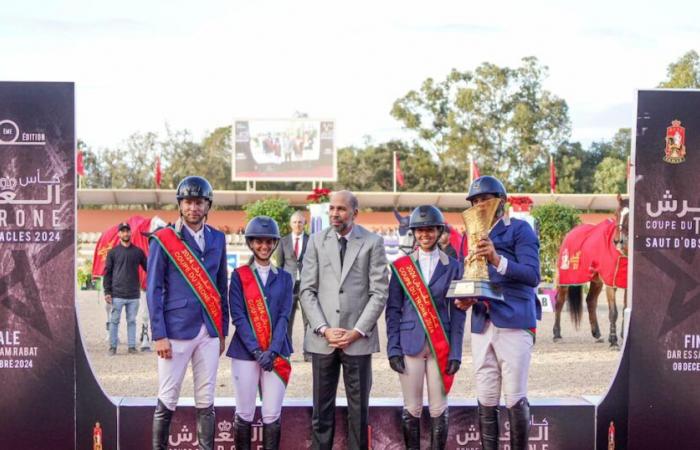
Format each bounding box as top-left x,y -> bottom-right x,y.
103,222 -> 147,355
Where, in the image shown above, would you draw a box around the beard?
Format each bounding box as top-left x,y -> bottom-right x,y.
332,221 -> 350,233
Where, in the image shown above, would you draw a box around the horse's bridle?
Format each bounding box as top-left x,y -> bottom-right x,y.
613,206 -> 630,255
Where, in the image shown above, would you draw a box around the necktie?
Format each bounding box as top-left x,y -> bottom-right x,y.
294,237 -> 300,259
339,236 -> 348,269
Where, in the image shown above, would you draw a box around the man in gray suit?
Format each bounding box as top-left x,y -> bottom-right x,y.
275,210 -> 311,361
300,190 -> 389,450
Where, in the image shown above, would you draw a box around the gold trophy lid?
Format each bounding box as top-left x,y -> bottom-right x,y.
462,197 -> 501,235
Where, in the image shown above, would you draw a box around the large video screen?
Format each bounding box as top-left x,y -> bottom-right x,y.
232,119 -> 336,181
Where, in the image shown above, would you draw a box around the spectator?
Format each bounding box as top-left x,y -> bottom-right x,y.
103,222 -> 147,355
275,211 -> 311,361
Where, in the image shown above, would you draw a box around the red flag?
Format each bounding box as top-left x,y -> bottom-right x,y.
549,154 -> 557,193
77,149 -> 85,176
471,160 -> 480,180
395,153 -> 405,187
155,155 -> 162,188
447,224 -> 468,260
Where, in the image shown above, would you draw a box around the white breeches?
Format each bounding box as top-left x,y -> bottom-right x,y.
399,343 -> 448,418
471,321 -> 533,408
157,324 -> 220,410
231,358 -> 287,424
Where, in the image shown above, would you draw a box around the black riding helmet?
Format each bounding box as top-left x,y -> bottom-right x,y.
466,175 -> 507,203
245,216 -> 281,257
409,205 -> 445,232
466,175 -> 507,219
176,176 -> 214,206
245,216 -> 281,240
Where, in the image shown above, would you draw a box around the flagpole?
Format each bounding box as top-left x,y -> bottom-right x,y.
469,153 -> 474,187
550,153 -> 555,195
393,151 -> 397,193
155,153 -> 161,210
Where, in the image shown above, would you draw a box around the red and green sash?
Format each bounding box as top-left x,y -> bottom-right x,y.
391,255 -> 454,394
236,265 -> 292,386
151,227 -> 223,338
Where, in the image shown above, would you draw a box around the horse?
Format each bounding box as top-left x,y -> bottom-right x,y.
553,194 -> 629,348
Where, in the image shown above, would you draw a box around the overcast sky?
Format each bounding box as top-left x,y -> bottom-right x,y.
3,0 -> 698,150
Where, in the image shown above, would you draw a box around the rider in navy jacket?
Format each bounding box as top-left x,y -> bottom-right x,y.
456,175 -> 541,450
227,264 -> 293,360
469,215 -> 541,334
147,176 -> 228,450
227,216 -> 293,450
386,252 -> 466,363
147,224 -> 229,341
386,205 -> 466,450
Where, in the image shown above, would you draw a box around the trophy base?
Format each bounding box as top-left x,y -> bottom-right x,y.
446,279 -> 505,302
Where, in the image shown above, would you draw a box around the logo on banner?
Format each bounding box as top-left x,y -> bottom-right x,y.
0,169 -> 61,207
0,119 -> 46,146
168,420 -> 260,448
456,415 -> 550,448
664,119 -> 687,164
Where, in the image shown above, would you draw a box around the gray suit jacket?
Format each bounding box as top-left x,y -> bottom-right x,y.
275,232 -> 308,286
299,224 -> 389,355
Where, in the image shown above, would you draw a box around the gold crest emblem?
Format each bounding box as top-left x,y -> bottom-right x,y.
664,119 -> 686,164
97,242 -> 114,263
570,251 -> 581,270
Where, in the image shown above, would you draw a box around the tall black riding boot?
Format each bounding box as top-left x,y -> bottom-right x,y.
430,410 -> 448,450
152,399 -> 173,450
401,409 -> 421,450
508,397 -> 531,450
196,405 -> 215,450
263,419 -> 282,450
234,414 -> 253,450
478,402 -> 499,450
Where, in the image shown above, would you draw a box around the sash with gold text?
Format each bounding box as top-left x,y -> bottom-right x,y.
391,255 -> 454,394
236,265 -> 292,386
151,227 -> 223,338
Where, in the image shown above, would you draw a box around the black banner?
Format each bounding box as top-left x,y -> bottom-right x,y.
628,89 -> 700,449
0,82 -> 75,449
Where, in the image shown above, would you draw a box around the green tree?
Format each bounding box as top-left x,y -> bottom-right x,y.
122,132 -> 159,189
391,57 -> 571,191
531,203 -> 581,282
593,157 -> 627,193
200,125 -> 245,191
243,199 -> 294,235
531,128 -> 631,194
330,140 -> 469,193
588,128 -> 630,162
78,140 -> 110,189
659,50 -> 700,88
160,128 -> 206,189
80,132 -> 160,190
526,141 -> 585,193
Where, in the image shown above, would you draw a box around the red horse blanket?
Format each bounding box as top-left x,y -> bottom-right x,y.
557,219 -> 627,289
